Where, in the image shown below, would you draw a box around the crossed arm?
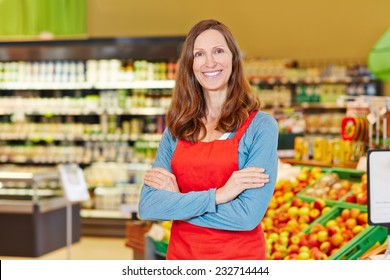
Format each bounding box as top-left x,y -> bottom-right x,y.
138,113 -> 278,231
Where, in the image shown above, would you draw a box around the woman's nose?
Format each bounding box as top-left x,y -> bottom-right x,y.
205,54 -> 217,67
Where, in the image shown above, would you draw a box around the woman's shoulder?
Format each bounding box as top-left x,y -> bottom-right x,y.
239,110 -> 279,142
161,127 -> 179,146
252,111 -> 278,130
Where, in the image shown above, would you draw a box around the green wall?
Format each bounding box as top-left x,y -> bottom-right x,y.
0,0 -> 86,37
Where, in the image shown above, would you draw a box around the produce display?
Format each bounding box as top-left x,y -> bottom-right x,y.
298,173 -> 353,202
264,197 -> 332,260
263,166 -> 385,260
147,165 -> 385,260
267,206 -> 369,260
343,173 -> 368,205
274,166 -> 325,197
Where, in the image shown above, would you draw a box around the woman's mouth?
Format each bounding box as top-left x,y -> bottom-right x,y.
203,70 -> 222,77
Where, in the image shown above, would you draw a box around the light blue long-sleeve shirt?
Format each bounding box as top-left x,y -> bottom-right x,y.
138,111 -> 278,231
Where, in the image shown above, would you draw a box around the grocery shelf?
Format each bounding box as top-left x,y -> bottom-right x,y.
94,80 -> 175,90
249,76 -> 376,85
81,209 -> 130,219
0,132 -> 163,142
0,37 -> 185,61
0,107 -> 167,116
0,80 -> 175,90
298,102 -> 346,109
0,82 -> 93,90
281,158 -> 357,169
80,209 -> 134,237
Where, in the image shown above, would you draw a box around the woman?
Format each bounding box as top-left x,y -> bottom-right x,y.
138,19 -> 278,260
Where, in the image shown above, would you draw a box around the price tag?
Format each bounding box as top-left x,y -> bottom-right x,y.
367,112 -> 376,124
367,150 -> 390,227
356,156 -> 367,172
59,164 -> 90,203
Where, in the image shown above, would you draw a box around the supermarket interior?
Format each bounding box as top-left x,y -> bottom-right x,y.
1,0 -> 390,261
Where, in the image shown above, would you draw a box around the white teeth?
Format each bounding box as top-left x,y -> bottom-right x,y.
203,71 -> 221,77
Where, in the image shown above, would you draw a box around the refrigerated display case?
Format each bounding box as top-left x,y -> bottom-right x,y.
0,165 -> 80,257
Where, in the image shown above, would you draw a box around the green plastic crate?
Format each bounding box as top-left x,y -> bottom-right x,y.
150,238 -> 168,258
291,164 -> 331,173
337,198 -> 367,212
337,178 -> 368,211
330,225 -> 387,260
303,205 -> 387,260
328,168 -> 364,182
296,168 -> 364,206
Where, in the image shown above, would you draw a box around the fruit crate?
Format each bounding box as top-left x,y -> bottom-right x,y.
337,180 -> 368,212
337,199 -> 367,212
303,205 -> 388,260
296,167 -> 364,206
149,237 -> 168,258
330,226 -> 387,260
292,164 -> 332,173
328,167 -> 365,182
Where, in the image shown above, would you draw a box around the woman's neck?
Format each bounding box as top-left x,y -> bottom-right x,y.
204,89 -> 227,121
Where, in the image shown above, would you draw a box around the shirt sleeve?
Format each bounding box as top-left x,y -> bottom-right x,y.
186,112 -> 279,231
138,128 -> 217,221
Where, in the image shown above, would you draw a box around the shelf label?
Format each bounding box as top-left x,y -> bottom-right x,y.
59,164 -> 90,203
356,155 -> 367,171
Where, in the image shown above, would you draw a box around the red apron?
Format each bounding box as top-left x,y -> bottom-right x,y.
168,111 -> 266,260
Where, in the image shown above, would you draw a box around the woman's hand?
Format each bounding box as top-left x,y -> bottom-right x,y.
143,167 -> 180,193
216,167 -> 269,204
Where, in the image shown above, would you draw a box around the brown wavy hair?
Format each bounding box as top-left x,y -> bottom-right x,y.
166,19 -> 260,143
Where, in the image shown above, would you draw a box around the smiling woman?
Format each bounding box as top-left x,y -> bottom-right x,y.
138,19 -> 279,260
192,29 -> 233,93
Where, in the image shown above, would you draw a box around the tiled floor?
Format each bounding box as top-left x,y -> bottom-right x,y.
0,236 -> 134,260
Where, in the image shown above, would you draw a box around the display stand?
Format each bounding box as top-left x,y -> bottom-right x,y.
367,149 -> 390,259
59,164 -> 90,259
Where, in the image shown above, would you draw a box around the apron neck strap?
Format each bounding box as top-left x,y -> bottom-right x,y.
233,111 -> 258,141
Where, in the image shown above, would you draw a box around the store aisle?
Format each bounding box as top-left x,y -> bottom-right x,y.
0,236 -> 134,260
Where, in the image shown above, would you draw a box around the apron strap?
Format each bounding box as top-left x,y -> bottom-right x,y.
232,110 -> 258,141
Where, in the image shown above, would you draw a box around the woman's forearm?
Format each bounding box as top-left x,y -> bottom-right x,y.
138,185 -> 216,221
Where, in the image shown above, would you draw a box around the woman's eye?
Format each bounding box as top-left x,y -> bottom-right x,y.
194,52 -> 203,57
215,48 -> 224,54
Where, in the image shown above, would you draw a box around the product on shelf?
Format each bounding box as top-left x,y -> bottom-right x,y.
341,116 -> 369,142
274,108 -> 306,134
305,112 -> 344,134
293,136 -> 365,165
83,162 -> 150,212
0,59 -> 177,85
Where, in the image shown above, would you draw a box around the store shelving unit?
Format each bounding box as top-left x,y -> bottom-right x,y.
246,59 -> 383,169
0,37 -> 184,236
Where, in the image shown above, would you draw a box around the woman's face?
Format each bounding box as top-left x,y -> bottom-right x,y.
192,29 -> 233,93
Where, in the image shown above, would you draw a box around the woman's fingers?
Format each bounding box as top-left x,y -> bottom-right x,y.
144,170 -> 165,188
231,169 -> 269,186
240,167 -> 265,173
143,167 -> 179,192
149,167 -> 176,179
